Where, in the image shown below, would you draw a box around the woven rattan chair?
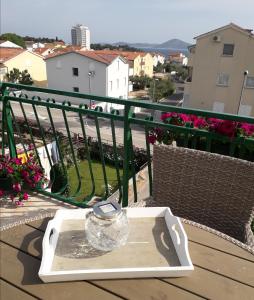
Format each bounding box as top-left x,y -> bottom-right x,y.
152,145 -> 254,247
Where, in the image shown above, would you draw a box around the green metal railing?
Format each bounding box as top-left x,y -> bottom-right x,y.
1,82 -> 254,207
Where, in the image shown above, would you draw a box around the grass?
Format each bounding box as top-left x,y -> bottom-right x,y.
67,160 -> 122,201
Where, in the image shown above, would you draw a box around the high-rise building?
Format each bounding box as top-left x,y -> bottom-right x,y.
71,24 -> 90,49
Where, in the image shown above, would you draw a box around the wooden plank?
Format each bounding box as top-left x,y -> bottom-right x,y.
1,224 -> 43,259
1,224 -> 203,300
92,279 -> 204,300
183,223 -> 254,262
0,242 -> 122,300
189,241 -> 254,287
26,217 -> 52,232
0,279 -> 37,300
163,266 -> 254,300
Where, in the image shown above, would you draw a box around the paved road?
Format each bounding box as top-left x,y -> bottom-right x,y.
9,102 -> 149,149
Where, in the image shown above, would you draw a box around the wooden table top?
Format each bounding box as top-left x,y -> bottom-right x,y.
0,217 -> 253,300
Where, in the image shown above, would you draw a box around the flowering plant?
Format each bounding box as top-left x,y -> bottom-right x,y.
0,154 -> 47,206
148,112 -> 254,145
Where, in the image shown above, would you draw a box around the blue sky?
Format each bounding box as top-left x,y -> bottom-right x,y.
1,0 -> 253,44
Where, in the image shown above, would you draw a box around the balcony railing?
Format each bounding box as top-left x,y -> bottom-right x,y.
1,82 -> 254,207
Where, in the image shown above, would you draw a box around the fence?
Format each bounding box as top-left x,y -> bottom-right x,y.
1,82 -> 254,207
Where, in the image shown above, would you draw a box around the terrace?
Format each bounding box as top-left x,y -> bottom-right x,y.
0,82 -> 254,299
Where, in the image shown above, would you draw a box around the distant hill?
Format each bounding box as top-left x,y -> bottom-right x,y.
113,39 -> 191,49
158,39 -> 190,49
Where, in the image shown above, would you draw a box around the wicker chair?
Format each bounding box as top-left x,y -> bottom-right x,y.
152,145 -> 254,247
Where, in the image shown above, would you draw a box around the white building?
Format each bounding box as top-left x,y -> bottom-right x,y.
45,50 -> 129,112
0,40 -> 23,48
152,53 -> 165,67
71,24 -> 90,50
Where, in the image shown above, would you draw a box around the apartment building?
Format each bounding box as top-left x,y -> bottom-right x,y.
71,24 -> 90,50
0,47 -> 47,86
45,50 -> 129,105
184,23 -> 254,116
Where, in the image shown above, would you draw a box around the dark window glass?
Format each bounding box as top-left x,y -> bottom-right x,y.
223,44 -> 234,56
72,67 -> 79,76
73,87 -> 79,92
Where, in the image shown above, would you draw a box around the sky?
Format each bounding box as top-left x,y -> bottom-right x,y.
1,0 -> 253,44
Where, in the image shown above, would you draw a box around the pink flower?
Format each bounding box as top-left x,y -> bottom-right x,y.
21,170 -> 29,178
240,123 -> 254,136
15,200 -> 24,206
23,192 -> 29,200
0,189 -> 5,197
13,183 -> 21,192
148,135 -> 157,144
194,118 -> 208,128
7,166 -> 14,174
216,120 -> 237,138
161,112 -> 174,121
179,114 -> 190,123
14,158 -> 22,165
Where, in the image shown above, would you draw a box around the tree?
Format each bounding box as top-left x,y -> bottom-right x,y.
0,33 -> 26,48
5,68 -> 33,85
5,68 -> 20,83
130,75 -> 152,90
148,78 -> 175,102
19,70 -> 33,85
153,62 -> 164,73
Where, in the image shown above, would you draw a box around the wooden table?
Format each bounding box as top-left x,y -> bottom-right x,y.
1,217 -> 253,300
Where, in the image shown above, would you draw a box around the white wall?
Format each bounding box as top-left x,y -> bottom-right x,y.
107,57 -> 129,99
46,52 -> 107,97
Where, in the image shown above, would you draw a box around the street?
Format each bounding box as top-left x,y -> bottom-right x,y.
8,101 -> 149,149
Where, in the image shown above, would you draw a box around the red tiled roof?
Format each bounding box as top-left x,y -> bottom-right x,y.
90,50 -> 141,61
0,47 -> 26,62
45,49 -> 121,64
34,47 -> 51,54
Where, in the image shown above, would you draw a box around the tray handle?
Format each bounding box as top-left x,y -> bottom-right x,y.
42,220 -> 58,251
171,224 -> 181,245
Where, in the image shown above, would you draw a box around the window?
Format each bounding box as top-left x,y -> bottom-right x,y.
117,60 -> 120,71
73,87 -> 79,92
245,76 -> 254,88
117,79 -> 119,89
72,67 -> 79,76
109,81 -> 113,91
124,77 -> 127,86
217,73 -> 229,86
222,44 -> 234,56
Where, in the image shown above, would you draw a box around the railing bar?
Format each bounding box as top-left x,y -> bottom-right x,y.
2,82 -> 254,123
145,125 -> 153,196
79,112 -> 96,203
206,137 -> 212,152
18,101 -> 43,168
45,105 -> 69,194
94,115 -> 109,199
130,134 -> 137,203
5,92 -> 254,124
122,104 -> 132,207
110,117 -> 122,202
31,104 -> 53,168
9,105 -> 28,158
62,108 -> 82,197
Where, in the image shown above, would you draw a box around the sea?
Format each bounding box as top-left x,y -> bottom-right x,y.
137,47 -> 189,57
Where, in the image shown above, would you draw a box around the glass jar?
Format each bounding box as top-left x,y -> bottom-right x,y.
85,200 -> 129,252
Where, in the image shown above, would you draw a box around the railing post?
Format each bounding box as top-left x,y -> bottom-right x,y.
1,84 -> 16,158
122,104 -> 132,207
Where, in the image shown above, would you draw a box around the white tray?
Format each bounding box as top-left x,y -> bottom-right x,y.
39,207 -> 194,282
